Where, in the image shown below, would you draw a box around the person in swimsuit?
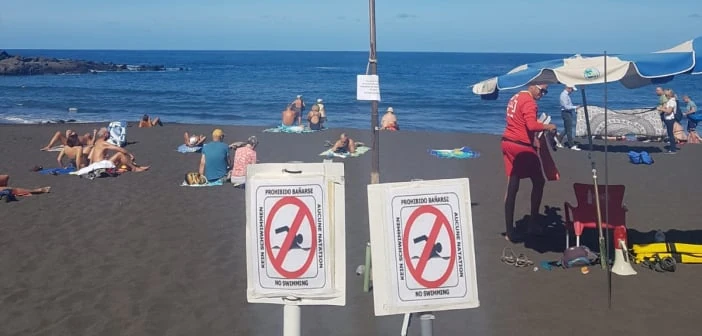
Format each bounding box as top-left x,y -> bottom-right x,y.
290,95 -> 305,126
307,105 -> 323,130
331,133 -> 356,154
501,84 -> 557,242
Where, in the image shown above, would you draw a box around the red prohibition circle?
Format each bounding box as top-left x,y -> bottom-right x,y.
402,205 -> 456,288
264,196 -> 318,279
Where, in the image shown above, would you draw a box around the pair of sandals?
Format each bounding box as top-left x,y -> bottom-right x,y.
501,247 -> 534,267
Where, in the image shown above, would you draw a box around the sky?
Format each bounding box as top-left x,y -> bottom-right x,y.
2,0 -> 702,53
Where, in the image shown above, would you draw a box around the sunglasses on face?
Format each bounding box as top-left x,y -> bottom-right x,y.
535,85 -> 548,95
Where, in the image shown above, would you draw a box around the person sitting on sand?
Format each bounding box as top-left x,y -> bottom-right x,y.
307,105 -> 324,130
41,129 -> 95,151
88,128 -> 149,172
56,143 -> 92,169
282,106 -> 296,126
0,174 -> 51,197
199,129 -> 230,182
381,107 -> 399,131
184,132 -> 206,147
331,133 -> 356,154
138,114 -> 162,128
316,98 -> 327,122
230,136 -> 258,186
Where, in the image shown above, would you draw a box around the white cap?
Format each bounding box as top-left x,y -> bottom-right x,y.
387,107 -> 394,113
566,85 -> 577,91
317,98 -> 323,103
296,95 -> 302,98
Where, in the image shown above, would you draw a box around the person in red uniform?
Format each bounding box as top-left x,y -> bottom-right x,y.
501,84 -> 557,242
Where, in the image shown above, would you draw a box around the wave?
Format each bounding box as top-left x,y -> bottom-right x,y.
314,66 -> 342,70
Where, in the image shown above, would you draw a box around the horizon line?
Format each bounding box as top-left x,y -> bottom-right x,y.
1,47 -> 578,56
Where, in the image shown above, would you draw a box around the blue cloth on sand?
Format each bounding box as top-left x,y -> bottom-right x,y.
38,167 -> 76,175
263,125 -> 323,133
177,144 -> 202,153
180,179 -> 224,187
429,147 -> 480,159
201,141 -> 230,181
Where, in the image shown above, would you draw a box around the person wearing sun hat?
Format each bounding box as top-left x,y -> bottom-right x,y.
199,128 -> 231,182
316,98 -> 326,122
381,106 -> 399,131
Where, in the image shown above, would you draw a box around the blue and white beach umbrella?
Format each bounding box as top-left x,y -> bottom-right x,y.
472,37 -> 702,99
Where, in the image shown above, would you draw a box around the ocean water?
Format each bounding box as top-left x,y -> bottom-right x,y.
1,50 -> 701,134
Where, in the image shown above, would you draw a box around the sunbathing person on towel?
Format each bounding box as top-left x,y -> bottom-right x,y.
41,129 -> 96,151
56,144 -> 91,169
184,132 -> 206,147
138,114 -> 163,128
331,133 -> 356,154
88,128 -> 149,172
0,174 -> 51,196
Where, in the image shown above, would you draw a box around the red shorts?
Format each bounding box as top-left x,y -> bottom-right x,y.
501,140 -> 543,179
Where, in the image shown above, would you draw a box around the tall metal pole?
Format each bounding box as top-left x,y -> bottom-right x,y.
368,0 -> 380,184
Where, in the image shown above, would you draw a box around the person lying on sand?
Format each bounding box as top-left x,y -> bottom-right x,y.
41,129 -> 96,151
331,133 -> 356,154
0,174 -> 51,196
184,132 -> 206,147
307,105 -> 323,130
138,114 -> 163,128
89,128 -> 149,172
282,106 -> 296,126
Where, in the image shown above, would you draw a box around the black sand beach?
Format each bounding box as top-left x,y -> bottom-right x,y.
1,122 -> 701,336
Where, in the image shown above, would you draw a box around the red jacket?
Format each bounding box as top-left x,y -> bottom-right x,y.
502,91 -> 545,146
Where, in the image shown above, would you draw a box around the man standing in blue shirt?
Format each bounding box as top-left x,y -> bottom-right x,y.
199,129 -> 231,182
558,85 -> 581,151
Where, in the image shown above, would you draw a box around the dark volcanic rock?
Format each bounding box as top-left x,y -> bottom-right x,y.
0,50 -> 176,76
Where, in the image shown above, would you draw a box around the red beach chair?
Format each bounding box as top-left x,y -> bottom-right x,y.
564,183 -> 627,248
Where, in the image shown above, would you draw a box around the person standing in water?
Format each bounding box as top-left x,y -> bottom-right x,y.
290,95 -> 305,126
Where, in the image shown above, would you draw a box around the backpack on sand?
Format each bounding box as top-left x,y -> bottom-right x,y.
106,121 -> 127,147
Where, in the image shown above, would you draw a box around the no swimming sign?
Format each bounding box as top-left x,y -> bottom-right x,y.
368,178 -> 479,315
245,163 -> 346,306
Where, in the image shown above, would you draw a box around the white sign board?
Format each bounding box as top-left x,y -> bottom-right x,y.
367,178 -> 479,316
246,162 -> 346,306
356,74 -> 381,101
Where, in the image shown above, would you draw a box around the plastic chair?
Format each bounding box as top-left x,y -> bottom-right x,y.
564,183 -> 627,248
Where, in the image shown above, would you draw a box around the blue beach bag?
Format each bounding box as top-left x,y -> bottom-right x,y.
628,151 -> 653,165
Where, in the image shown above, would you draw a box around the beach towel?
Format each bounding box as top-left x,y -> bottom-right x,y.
576,106 -> 667,137
180,179 -> 224,187
429,147 -> 480,159
45,145 -> 64,152
106,121 -> 127,147
263,125 -> 322,133
177,144 -> 202,153
38,167 -> 76,175
319,146 -> 371,158
70,160 -> 116,176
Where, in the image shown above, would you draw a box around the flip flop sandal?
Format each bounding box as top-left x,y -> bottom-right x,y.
515,254 -> 534,267
500,247 -> 517,266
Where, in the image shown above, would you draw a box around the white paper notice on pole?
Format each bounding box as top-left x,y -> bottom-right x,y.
367,178 -> 479,316
246,162 -> 346,306
357,75 -> 381,101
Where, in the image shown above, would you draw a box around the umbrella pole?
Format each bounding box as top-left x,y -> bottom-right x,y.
603,51 -> 612,308
580,89 -> 594,152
